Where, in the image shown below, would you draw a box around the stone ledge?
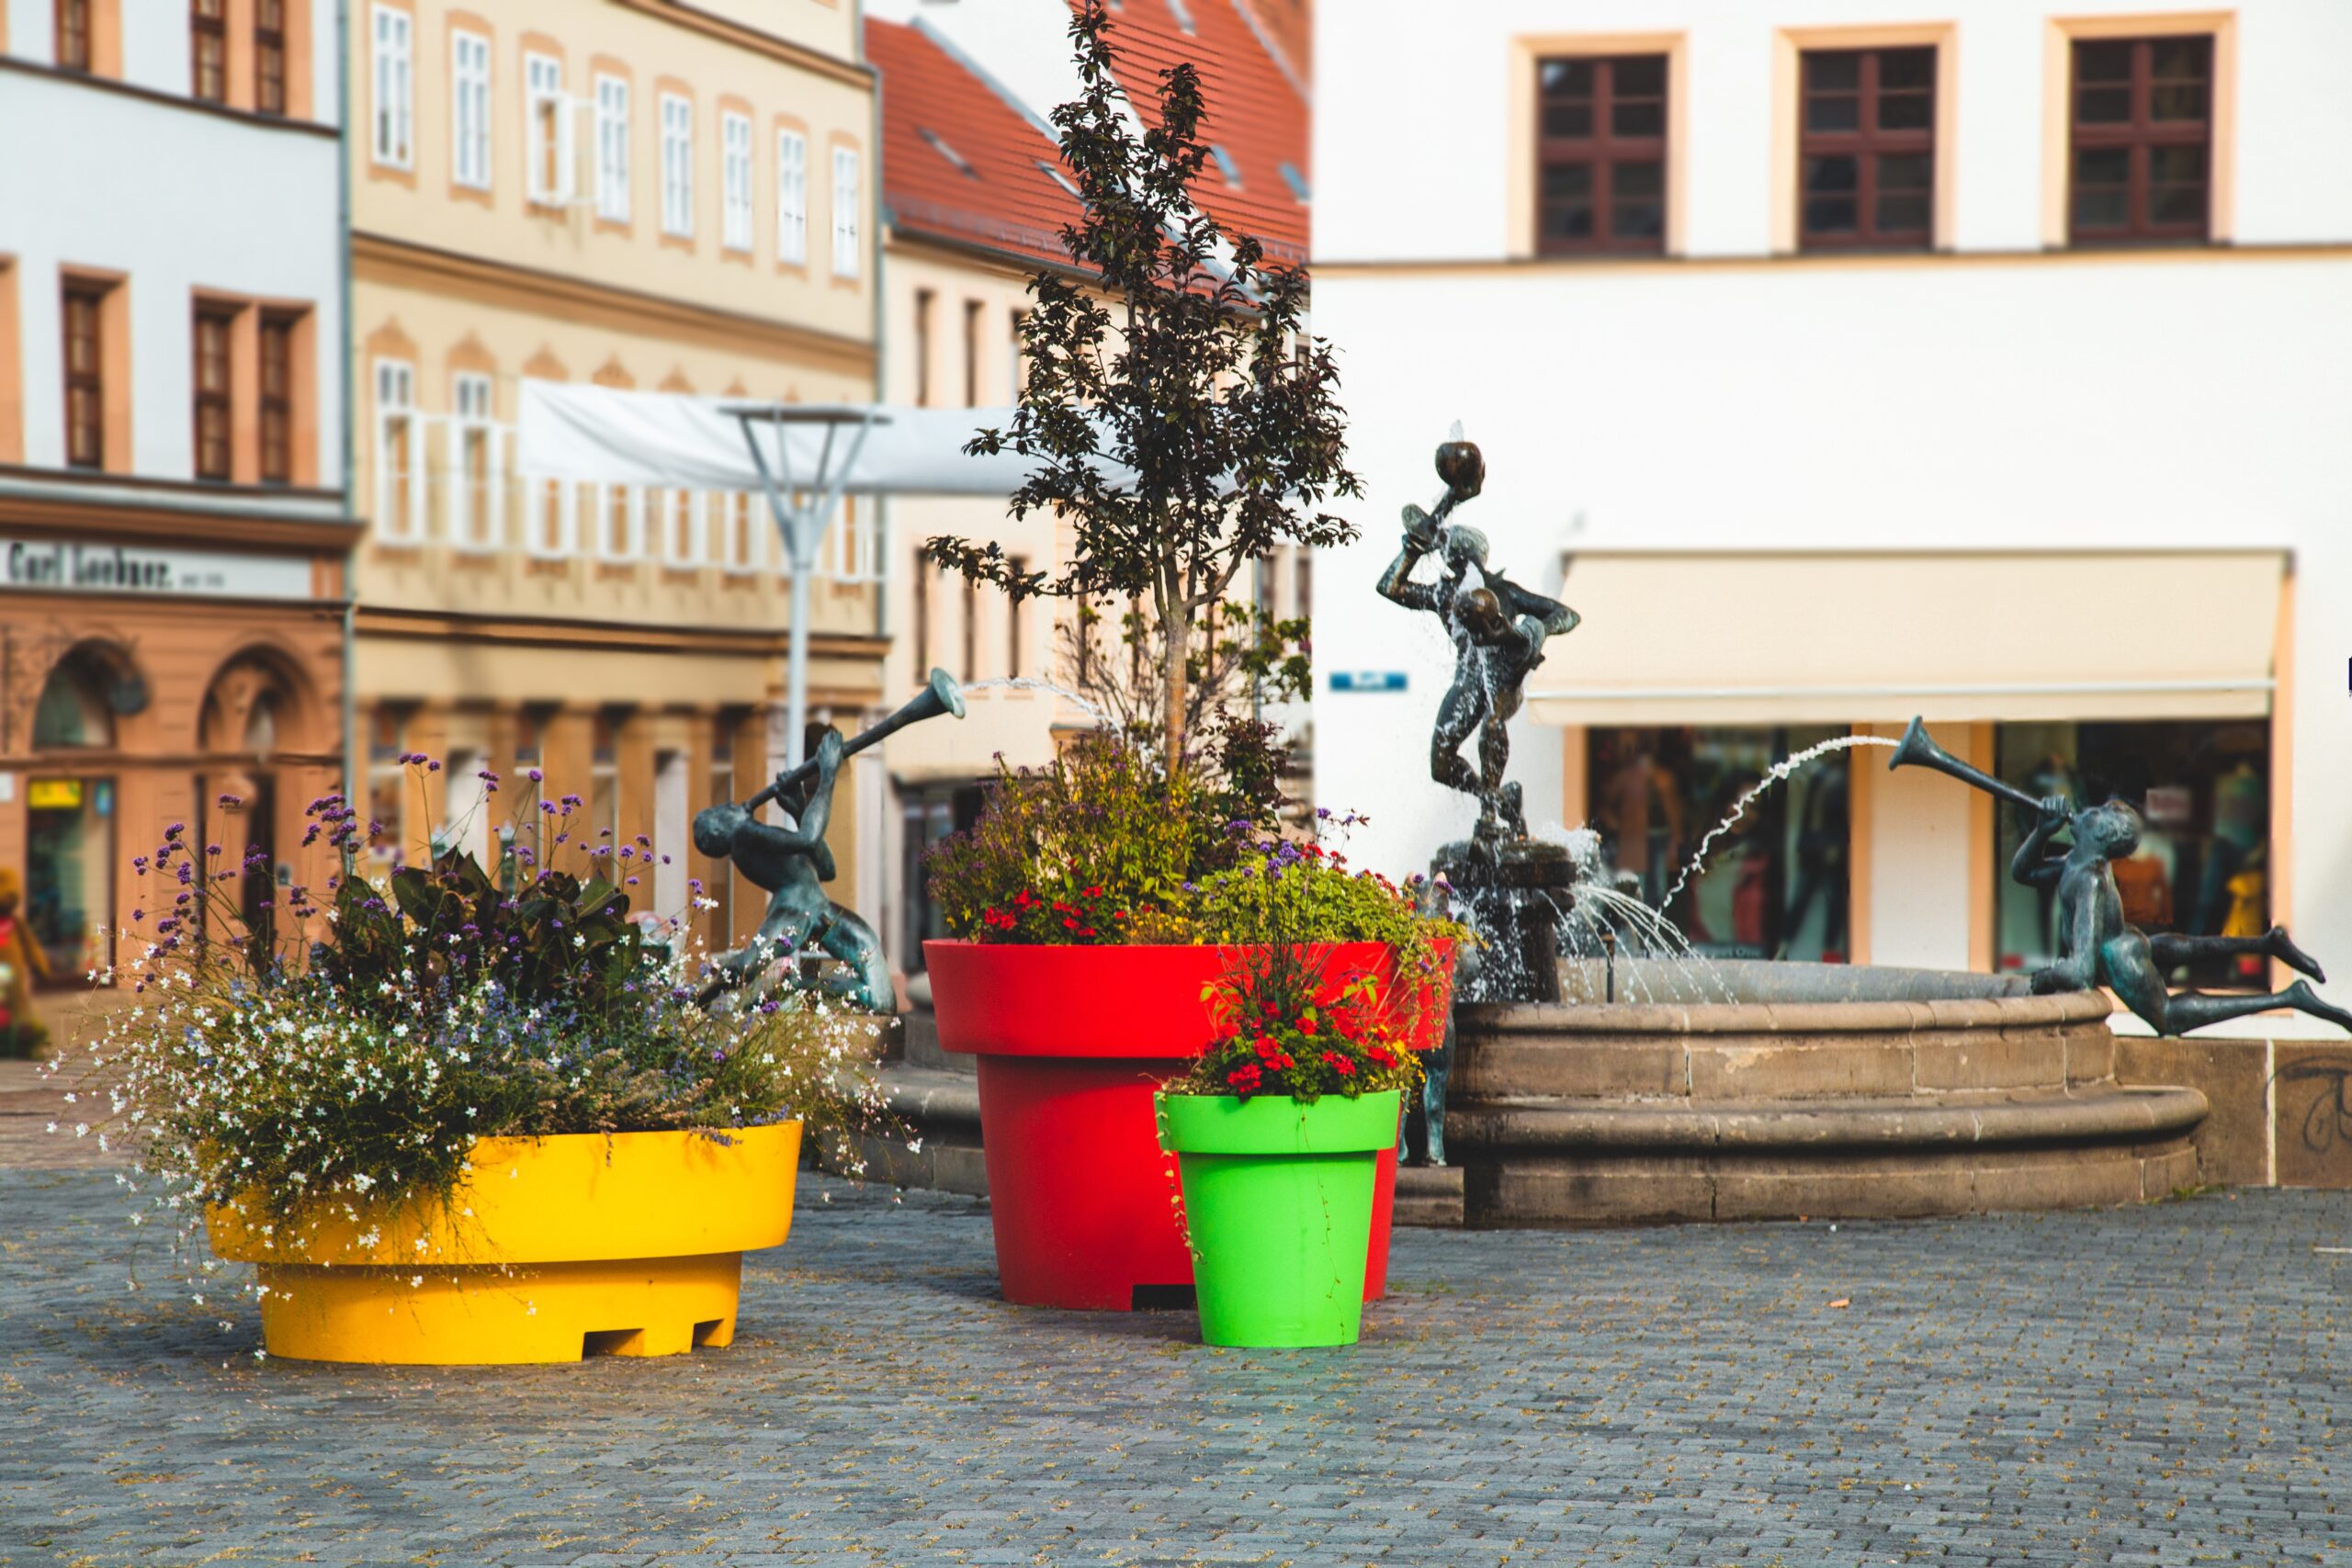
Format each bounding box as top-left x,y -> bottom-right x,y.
1453,1086 -> 2208,1155
1461,989 -> 2112,1038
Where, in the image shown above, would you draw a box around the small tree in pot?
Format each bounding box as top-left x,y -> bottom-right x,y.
922,0 -> 1358,776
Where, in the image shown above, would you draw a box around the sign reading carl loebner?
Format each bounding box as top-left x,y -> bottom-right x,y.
2,537 -> 311,600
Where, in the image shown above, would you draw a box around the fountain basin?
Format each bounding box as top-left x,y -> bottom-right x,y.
1451,961 -> 2207,1226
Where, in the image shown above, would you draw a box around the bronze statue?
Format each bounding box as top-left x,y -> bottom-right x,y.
695,670 -> 966,1015
1892,717 -> 2352,1036
1376,439 -> 1578,842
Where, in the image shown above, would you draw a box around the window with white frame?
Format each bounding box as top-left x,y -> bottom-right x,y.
371,6 -> 413,168
721,111 -> 754,253
661,93 -> 694,237
724,492 -> 758,573
451,30 -> 490,188
831,144 -> 861,277
374,359 -> 419,542
452,371 -> 498,549
594,74 -> 630,221
526,52 -> 571,205
600,482 -> 642,559
663,489 -> 702,566
775,129 -> 808,264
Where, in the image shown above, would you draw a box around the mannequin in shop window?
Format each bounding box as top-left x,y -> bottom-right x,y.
0,868 -> 52,1057
2014,793 -> 2352,1034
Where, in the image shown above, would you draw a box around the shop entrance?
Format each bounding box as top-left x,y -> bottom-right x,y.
26,648 -> 122,985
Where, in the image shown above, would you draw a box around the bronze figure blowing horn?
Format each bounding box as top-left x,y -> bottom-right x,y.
747,667 -> 967,810
1885,716 -> 2042,813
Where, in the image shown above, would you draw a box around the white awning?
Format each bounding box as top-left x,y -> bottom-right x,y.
516,382 -> 1115,495
1524,550 -> 2286,727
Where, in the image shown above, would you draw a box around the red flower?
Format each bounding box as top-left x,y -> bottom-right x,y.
1368,1045 -> 1399,1069
1227,1063 -> 1264,1093
1322,1051 -> 1356,1077
1260,1001 -> 1279,1019
1082,885 -> 1105,898
1296,1016 -> 1318,1036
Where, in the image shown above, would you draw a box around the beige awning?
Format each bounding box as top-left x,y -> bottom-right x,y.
1523,550 -> 2286,727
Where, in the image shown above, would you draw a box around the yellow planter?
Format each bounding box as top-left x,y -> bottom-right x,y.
205,1122 -> 801,1365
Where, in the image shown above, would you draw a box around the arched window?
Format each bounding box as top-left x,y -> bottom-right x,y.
32,651 -> 116,750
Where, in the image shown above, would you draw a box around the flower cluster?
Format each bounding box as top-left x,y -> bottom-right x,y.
975,885 -> 1136,943
47,761 -> 902,1298
1177,944 -> 1419,1103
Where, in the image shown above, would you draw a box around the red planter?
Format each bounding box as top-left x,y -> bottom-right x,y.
926,939 -> 1454,1312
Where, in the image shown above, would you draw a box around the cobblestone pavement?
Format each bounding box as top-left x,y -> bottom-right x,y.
3,1169 -> 2347,1568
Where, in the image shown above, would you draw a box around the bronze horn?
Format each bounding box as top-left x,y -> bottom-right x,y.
1886,716 -> 2043,814
747,667 -> 967,809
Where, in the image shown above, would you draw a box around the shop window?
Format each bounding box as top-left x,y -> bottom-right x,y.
28,654 -> 119,985
366,705 -> 409,867
704,715 -> 735,938
2070,36 -> 2212,244
32,657 -> 114,750
898,781 -> 983,974
1798,46 -> 1935,250
1589,726 -> 1853,962
590,712 -> 621,849
1533,53 -> 1669,255
1994,720 -> 2268,989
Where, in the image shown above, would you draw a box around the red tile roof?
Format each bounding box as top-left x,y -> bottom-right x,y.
867,17 -> 1086,271
1091,0 -> 1311,265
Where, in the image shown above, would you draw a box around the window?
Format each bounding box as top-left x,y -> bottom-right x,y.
371,6 -> 412,167
1994,721 -> 2267,989
191,0 -> 226,102
1587,726 -> 1855,964
721,111 -> 753,252
961,576 -> 978,682
1009,308 -> 1027,401
57,0 -> 93,72
912,288 -> 933,406
663,489 -> 700,566
775,128 -> 808,263
602,482 -> 641,558
911,550 -> 930,674
453,371 -> 495,548
1534,53 -> 1668,254
192,304 -> 234,480
61,282 -> 106,470
255,0 -> 288,115
258,313 -> 295,484
374,358 -> 418,541
594,75 -> 630,221
831,145 -> 861,277
660,93 -> 694,237
2071,36 -> 2212,243
963,299 -> 982,407
451,31 -> 491,189
1798,47 -> 1934,250
526,52 -> 571,205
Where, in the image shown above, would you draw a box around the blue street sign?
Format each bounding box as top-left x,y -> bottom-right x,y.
1329,671 -> 1408,693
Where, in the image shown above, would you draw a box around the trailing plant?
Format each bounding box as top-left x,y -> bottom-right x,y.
47,763 -> 900,1291
924,0 -> 1360,776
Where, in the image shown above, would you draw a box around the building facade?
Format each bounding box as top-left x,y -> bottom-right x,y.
0,1 -> 350,988
1312,1 -> 2351,1031
345,0 -> 884,951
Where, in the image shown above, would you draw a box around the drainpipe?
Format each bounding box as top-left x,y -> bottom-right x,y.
336,0 -> 359,808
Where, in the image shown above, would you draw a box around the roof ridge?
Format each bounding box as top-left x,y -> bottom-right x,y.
910,14 -> 1065,152
1225,0 -> 1310,107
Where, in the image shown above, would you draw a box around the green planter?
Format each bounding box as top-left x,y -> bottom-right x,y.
1155,1089 -> 1402,1348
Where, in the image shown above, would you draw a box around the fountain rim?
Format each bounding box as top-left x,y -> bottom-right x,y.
1457,987 -> 2114,1036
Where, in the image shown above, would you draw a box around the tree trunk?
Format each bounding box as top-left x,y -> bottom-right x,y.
1161,603 -> 1187,777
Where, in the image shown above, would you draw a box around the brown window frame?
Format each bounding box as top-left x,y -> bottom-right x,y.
191,0 -> 228,104
57,0 -> 94,72
259,311 -> 297,485
1797,46 -> 1937,252
1532,52 -> 1669,257
2069,35 -> 2214,245
255,0 -> 288,117
912,288 -> 933,407
193,303 -> 236,482
962,299 -> 982,408
62,282 -> 107,471
1006,555 -> 1027,679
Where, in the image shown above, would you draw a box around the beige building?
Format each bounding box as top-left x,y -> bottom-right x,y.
348,0 -> 884,951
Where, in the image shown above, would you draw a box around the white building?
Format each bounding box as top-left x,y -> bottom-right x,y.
0,3 -> 352,988
1311,1 -> 2350,1032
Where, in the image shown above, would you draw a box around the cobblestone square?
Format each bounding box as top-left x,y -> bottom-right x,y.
3,1168 -> 2347,1566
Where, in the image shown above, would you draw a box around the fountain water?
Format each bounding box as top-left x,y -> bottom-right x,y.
956,675 -> 1116,728
1657,734 -> 1898,916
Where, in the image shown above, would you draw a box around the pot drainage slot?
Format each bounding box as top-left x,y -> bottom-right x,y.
581,1328 -> 641,1358
692,1319 -> 725,1348
1130,1285 -> 1196,1311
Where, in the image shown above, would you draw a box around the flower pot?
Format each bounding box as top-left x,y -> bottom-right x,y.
1156,1089 -> 1402,1348
926,940 -> 1451,1311
205,1122 -> 801,1365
